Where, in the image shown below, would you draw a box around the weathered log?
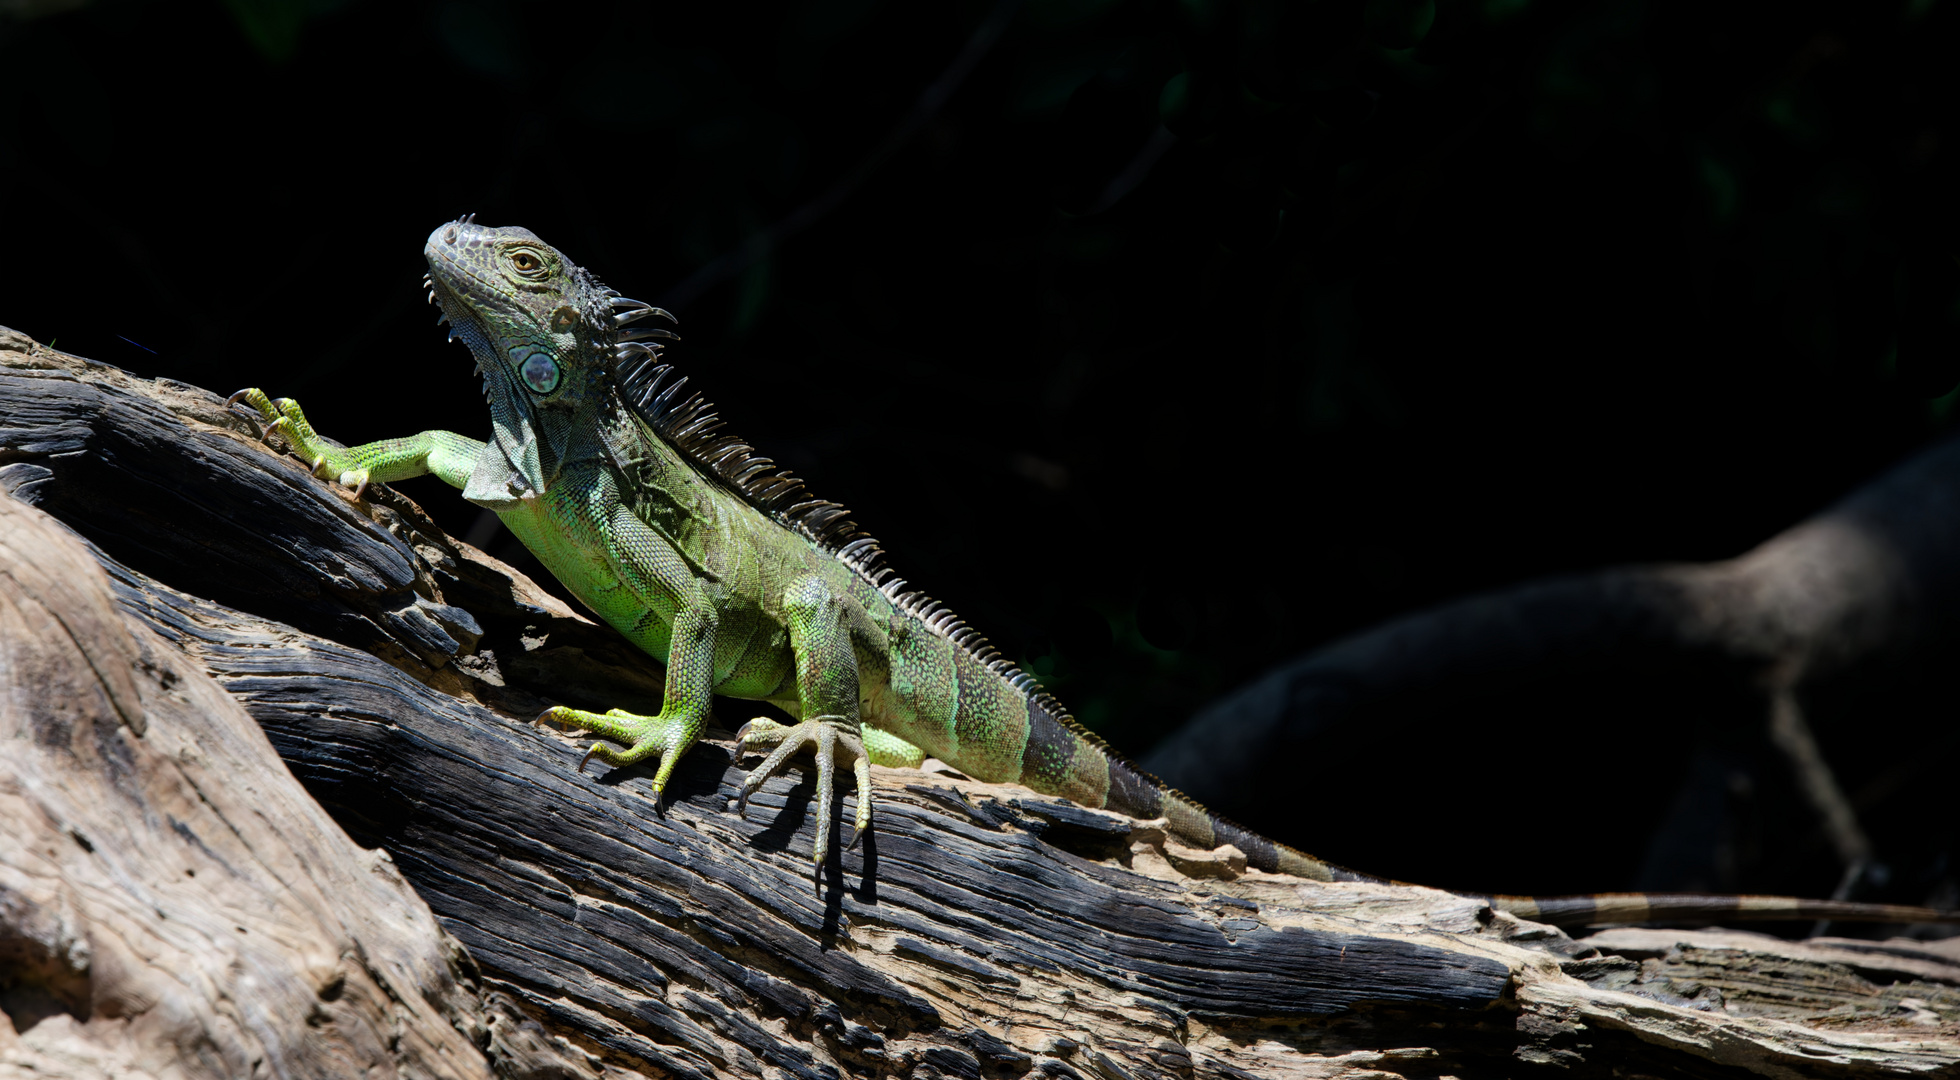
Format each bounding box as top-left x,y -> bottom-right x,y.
0,484 -> 596,1079
6,325 -> 1960,1079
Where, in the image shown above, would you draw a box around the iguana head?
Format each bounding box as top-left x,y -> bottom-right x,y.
422,217 -> 673,510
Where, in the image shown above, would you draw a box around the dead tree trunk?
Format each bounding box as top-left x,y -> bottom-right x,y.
6,325 -> 1960,1079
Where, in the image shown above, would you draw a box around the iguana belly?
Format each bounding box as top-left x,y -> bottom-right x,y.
495,498 -> 676,661
493,496 -> 797,703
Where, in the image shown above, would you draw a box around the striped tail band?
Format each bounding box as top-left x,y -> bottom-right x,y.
1491,893 -> 1960,927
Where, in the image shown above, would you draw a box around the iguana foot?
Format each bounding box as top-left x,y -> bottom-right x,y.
735,716 -> 872,879
541,706 -> 700,811
227,388 -> 373,498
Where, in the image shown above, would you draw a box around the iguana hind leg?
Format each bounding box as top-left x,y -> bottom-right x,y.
732,574 -> 871,883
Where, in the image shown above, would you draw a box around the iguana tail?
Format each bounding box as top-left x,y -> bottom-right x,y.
1025,700 -> 1960,928
1486,893 -> 1960,927
1012,693 -> 1381,881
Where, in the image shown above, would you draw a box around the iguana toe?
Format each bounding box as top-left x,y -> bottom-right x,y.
734,716 -> 789,749
847,752 -> 872,850
226,389 -> 373,495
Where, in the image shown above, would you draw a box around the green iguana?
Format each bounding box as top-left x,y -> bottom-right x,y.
230,218 -> 1953,927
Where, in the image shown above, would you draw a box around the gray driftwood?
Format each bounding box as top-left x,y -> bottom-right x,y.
0,486 -> 598,1079
5,325 -> 1960,1079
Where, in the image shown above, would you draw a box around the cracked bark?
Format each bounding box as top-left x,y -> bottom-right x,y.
5,325 -> 1960,1079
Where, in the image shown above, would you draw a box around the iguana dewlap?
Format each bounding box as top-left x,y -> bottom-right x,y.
228,219 -> 1956,927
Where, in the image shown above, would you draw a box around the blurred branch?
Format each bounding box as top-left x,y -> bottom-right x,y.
1766,683 -> 1872,871
1146,435 -> 1960,879
1084,124 -> 1178,216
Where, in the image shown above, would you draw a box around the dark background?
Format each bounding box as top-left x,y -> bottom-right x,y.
3,0 -> 1957,910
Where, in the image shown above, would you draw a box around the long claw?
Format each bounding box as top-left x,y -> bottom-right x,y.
854,754 -> 873,843
578,745 -> 599,774
226,389 -> 272,439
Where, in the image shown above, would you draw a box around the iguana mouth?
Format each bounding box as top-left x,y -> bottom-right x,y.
422,273 -> 498,407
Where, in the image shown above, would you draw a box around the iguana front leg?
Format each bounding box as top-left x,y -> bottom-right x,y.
544,602 -> 716,804
733,574 -> 871,878
540,497 -> 718,808
229,389 -> 484,495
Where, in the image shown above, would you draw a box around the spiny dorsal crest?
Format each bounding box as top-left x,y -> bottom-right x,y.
597,287 -> 1096,734
603,292 -> 869,554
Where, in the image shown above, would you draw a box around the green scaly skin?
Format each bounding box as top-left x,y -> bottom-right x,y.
226,219 -> 1960,927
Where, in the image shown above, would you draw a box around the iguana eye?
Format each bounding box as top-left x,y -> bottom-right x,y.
515,348 -> 561,394
511,251 -> 540,271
